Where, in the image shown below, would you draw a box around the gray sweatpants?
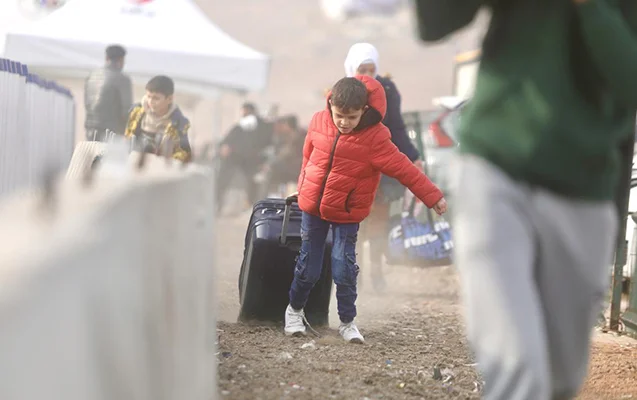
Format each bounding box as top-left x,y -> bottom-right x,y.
451,154 -> 617,400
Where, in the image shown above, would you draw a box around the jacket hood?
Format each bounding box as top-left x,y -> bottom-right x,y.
326,74 -> 387,132
344,43 -> 380,77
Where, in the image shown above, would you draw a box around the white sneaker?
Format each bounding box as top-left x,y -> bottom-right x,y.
339,321 -> 364,344
284,304 -> 307,337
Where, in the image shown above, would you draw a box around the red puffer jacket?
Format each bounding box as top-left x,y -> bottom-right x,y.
297,75 -> 443,224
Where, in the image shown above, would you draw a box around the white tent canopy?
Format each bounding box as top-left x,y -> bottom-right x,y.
1,0 -> 270,96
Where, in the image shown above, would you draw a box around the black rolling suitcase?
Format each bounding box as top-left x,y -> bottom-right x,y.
238,195 -> 333,326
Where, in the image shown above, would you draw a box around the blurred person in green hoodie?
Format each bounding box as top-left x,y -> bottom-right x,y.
415,1 -> 636,399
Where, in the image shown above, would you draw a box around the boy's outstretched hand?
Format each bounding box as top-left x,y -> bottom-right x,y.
433,197 -> 448,215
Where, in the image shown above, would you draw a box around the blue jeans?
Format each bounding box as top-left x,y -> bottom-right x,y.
289,211 -> 360,323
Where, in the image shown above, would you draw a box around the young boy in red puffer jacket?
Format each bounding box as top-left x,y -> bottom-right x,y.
285,75 -> 447,343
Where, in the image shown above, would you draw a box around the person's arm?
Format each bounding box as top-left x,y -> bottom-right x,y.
84,74 -> 91,110
370,129 -> 443,208
575,0 -> 637,108
256,120 -> 276,164
220,125 -> 242,148
300,114 -> 320,172
382,79 -> 420,162
124,104 -> 142,139
301,127 -> 313,173
294,127 -> 314,195
119,75 -> 134,130
172,121 -> 192,162
414,0 -> 481,42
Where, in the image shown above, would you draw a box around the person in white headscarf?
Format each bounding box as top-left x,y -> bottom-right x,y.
344,43 -> 423,293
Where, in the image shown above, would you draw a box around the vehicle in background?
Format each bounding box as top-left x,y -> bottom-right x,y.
402,96 -> 465,205
388,97 -> 463,268
453,49 -> 480,100
399,47 -> 479,202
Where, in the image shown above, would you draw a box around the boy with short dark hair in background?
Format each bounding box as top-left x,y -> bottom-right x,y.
125,75 -> 192,162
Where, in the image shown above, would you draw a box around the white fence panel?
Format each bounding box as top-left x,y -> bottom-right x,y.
0,153 -> 217,400
0,58 -> 75,199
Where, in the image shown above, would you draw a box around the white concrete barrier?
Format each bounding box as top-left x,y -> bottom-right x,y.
0,152 -> 217,400
0,58 -> 75,199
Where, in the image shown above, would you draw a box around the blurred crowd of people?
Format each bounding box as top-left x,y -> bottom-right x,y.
215,103 -> 306,214
83,43 -> 306,199
82,39 -> 444,298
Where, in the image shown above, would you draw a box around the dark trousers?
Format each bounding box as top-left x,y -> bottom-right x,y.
216,157 -> 260,212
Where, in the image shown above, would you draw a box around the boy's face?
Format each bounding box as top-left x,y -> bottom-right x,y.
146,91 -> 172,115
330,102 -> 366,134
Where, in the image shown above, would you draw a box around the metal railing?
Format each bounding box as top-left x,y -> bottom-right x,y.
0,58 -> 75,200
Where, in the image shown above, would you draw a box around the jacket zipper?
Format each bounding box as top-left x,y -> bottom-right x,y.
345,189 -> 354,213
316,131 -> 342,217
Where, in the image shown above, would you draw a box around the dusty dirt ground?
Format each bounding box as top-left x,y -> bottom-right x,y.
201,2 -> 637,398
216,212 -> 481,400
577,336 -> 637,400
215,212 -> 637,400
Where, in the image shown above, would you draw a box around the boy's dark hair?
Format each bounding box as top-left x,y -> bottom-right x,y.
105,44 -> 127,61
146,75 -> 175,97
330,77 -> 368,112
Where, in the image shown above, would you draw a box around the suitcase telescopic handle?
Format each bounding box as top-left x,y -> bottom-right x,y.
280,195 -> 299,245
285,194 -> 298,206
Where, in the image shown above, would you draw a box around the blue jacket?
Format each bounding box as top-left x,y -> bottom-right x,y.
376,75 -> 421,200
377,75 -> 420,162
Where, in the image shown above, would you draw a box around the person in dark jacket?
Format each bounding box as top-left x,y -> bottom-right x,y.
84,44 -> 133,141
344,42 -> 423,292
216,103 -> 274,213
256,115 -> 305,196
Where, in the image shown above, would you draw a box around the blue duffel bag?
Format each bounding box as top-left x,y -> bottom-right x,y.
385,193 -> 453,267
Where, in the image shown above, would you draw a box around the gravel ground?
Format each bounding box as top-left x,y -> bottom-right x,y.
215,212 -> 637,400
